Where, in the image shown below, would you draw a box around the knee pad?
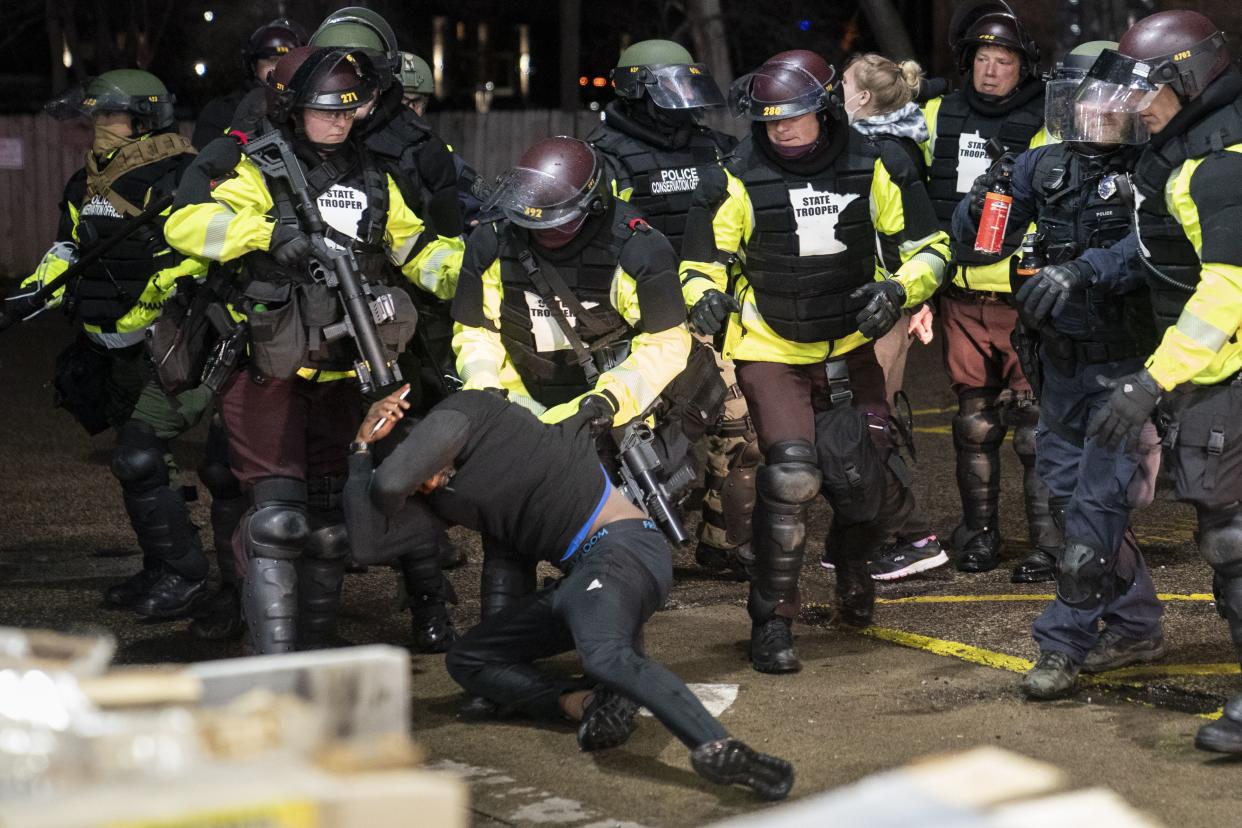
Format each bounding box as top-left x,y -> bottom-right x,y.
111,421 -> 168,492
1056,538 -> 1124,609
305,523 -> 349,562
1012,419 -> 1039,460
198,458 -> 241,500
244,477 -> 310,560
757,450 -> 820,506
1199,510 -> 1242,574
952,394 -> 1004,452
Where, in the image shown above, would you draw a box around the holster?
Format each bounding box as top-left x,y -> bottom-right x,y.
1010,325 -> 1043,400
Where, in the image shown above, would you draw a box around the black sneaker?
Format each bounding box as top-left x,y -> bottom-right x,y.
577,686 -> 639,751
1019,650 -> 1080,700
868,537 -> 948,581
750,618 -> 800,674
1081,628 -> 1166,674
133,571 -> 209,620
103,567 -> 164,608
690,738 -> 794,801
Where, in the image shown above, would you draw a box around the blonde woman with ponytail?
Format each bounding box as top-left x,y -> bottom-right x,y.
837,53 -> 947,581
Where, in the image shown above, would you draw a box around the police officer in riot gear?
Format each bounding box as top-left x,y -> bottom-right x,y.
683,50 -> 949,673
165,46 -> 461,655
19,70 -> 213,620
955,41 -> 1167,699
452,135 -> 695,623
587,39 -> 757,578
192,18 -> 307,149
312,7 -> 464,240
312,9 -> 472,641
923,0 -> 1061,576
1074,11 -> 1242,752
343,386 -> 794,801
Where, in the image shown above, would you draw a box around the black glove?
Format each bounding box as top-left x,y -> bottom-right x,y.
270,224 -> 311,268
968,173 -> 993,221
577,393 -> 617,436
1015,261 -> 1086,326
851,279 -> 906,340
690,289 -> 740,336
692,164 -> 728,209
1086,369 -> 1161,452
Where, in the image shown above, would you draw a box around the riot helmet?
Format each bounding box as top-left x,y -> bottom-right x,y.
1117,11 -> 1230,101
267,46 -> 377,123
1046,41 -> 1149,145
244,18 -> 308,81
46,69 -> 176,134
729,50 -> 839,122
311,6 -> 401,90
611,39 -> 724,110
399,52 -> 435,96
949,0 -> 1040,78
486,136 -> 608,236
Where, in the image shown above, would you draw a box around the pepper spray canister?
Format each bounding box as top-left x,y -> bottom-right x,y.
974,167 -> 1014,255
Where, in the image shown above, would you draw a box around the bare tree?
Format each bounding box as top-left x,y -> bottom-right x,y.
857,0 -> 917,59
685,0 -> 732,91
560,0 -> 581,112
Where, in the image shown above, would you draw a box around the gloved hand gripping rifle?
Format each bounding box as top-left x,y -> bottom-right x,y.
241,127 -> 402,394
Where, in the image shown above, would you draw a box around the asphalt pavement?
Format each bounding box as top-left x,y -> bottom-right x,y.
1,313 -> 1239,826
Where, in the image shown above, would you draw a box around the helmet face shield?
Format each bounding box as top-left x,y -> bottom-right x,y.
729,63 -> 830,121
1046,73 -> 1150,144
616,64 -> 724,109
487,163 -> 602,230
45,81 -> 174,128
1073,49 -> 1160,117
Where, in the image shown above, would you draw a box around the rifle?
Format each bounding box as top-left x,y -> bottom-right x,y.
0,192 -> 176,334
241,126 -> 402,395
615,420 -> 695,548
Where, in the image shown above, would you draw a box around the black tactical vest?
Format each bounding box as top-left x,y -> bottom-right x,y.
734,131 -> 878,344
245,137 -> 390,289
927,91 -> 1044,267
496,205 -> 639,406
1131,97 -> 1242,337
590,123 -> 726,256
364,106 -> 433,218
74,135 -> 193,330
1029,144 -> 1134,341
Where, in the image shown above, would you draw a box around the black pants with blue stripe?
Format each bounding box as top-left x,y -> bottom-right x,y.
446,519 -> 728,749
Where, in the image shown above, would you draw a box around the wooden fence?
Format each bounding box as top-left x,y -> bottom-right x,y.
0,109 -> 615,276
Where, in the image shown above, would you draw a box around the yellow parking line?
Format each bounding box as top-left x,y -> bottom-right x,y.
861,625 -> 1034,672
860,625 -> 1232,720
876,593 -> 1213,605
911,405 -> 956,416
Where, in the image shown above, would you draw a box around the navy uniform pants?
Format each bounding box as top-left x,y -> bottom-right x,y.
1031,354 -> 1164,662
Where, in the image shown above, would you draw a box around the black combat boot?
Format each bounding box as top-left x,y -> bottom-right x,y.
104,560 -> 164,607
955,525 -> 1004,572
135,570 -> 210,619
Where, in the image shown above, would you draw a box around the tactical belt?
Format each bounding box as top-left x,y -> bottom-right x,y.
1041,333 -> 1139,368
944,284 -> 1010,305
